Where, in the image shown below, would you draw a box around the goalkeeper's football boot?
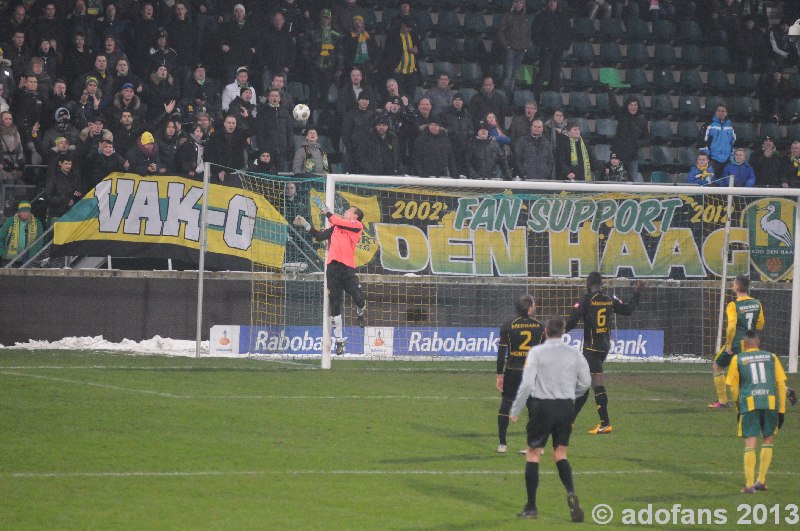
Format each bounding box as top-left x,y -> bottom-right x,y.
788,387 -> 797,406
496,444 -> 507,454
707,401 -> 731,409
517,507 -> 538,519
740,486 -> 756,494
567,493 -> 584,523
335,341 -> 345,355
588,423 -> 613,435
754,481 -> 768,491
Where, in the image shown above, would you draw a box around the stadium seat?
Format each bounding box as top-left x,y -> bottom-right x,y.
651,93 -> 675,117
650,119 -> 674,144
652,19 -> 676,42
677,119 -> 700,144
463,12 -> 487,35
709,46 -> 731,68
569,41 -> 596,64
677,20 -> 703,44
650,170 -> 672,183
436,11 -> 462,35
736,122 -> 755,144
678,69 -> 704,93
677,95 -> 701,117
600,42 -> 624,65
652,70 -> 677,92
573,18 -> 596,41
625,17 -> 650,42
569,91 -> 593,115
734,71 -> 757,94
626,68 -> 649,92
600,18 -> 624,41
460,62 -> 483,86
758,122 -> 783,143
653,43 -> 677,65
675,146 -> 697,165
707,71 -> 730,93
625,42 -> 649,65
540,90 -> 564,112
732,96 -> 755,119
595,118 -> 617,140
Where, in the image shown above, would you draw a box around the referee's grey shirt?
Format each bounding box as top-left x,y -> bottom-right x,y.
509,338 -> 592,418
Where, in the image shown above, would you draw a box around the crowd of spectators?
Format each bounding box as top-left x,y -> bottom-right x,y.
1,0 -> 800,227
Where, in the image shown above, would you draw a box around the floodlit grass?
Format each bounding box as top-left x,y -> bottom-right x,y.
1,352 -> 798,530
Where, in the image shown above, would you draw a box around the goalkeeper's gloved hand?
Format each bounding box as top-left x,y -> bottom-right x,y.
293,215 -> 311,231
788,387 -> 797,406
778,412 -> 784,429
312,196 -> 329,214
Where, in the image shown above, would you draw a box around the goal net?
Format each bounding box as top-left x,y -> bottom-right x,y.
240,171 -> 799,372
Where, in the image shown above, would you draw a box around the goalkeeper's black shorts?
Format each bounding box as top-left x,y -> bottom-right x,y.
526,398 -> 574,449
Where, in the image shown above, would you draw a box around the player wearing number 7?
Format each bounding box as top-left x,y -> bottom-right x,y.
725,330 -> 787,493
566,272 -> 645,435
294,198 -> 366,355
709,275 -> 764,409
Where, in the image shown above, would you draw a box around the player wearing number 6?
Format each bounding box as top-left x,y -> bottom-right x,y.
294,198 -> 366,355
725,331 -> 787,494
566,272 -> 645,434
709,276 -> 764,409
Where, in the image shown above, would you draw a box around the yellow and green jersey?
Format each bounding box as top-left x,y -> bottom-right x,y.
725,296 -> 764,354
726,348 -> 787,413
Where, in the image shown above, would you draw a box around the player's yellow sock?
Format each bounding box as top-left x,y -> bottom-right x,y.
744,448 -> 756,487
713,373 -> 728,403
757,445 -> 773,485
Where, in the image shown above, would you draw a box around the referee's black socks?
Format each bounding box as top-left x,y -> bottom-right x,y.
525,462 -> 539,510
594,386 -> 610,426
556,459 -> 575,494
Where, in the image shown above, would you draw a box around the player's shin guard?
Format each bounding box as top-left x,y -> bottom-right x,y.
594,386 -> 610,425
757,445 -> 773,485
744,447 -> 756,487
574,390 -> 590,422
498,398 -> 512,445
525,461 -> 539,509
332,315 -> 343,341
713,372 -> 728,404
556,459 -> 574,494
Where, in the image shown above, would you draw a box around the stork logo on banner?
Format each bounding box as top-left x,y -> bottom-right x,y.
743,198 -> 795,281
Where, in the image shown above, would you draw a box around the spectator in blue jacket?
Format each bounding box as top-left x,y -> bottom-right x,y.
719,148 -> 756,187
703,104 -> 736,177
687,152 -> 716,186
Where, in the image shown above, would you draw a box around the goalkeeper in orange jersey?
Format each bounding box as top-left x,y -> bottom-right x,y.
709,276 -> 764,409
294,198 -> 366,355
725,331 -> 787,493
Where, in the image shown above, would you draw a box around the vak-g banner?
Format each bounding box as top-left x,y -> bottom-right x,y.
52,173 -> 286,270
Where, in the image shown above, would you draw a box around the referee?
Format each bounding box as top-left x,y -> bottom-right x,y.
510,318 -> 591,522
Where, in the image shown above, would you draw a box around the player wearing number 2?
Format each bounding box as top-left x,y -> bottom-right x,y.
725,331 -> 787,493
566,272 -> 645,434
496,294 -> 545,454
294,199 -> 367,355
709,275 -> 764,409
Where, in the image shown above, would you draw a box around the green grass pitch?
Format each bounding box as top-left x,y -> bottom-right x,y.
1,351 -> 798,530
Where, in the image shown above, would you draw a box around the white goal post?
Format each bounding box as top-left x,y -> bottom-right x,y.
321,174 -> 800,372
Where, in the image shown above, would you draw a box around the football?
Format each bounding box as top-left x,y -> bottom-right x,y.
292,103 -> 311,123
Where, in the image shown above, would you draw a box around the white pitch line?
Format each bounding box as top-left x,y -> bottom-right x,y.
5,469 -> 799,479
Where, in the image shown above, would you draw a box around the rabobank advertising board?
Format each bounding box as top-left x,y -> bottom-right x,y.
209,325 -> 664,358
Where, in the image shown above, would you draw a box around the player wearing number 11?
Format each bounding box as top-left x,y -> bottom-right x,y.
709,276 -> 764,409
725,331 -> 787,494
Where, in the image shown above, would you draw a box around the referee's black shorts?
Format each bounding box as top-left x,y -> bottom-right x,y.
583,348 -> 609,374
526,398 -> 574,449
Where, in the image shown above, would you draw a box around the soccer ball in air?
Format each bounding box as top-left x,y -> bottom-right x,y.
293,103 -> 311,123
